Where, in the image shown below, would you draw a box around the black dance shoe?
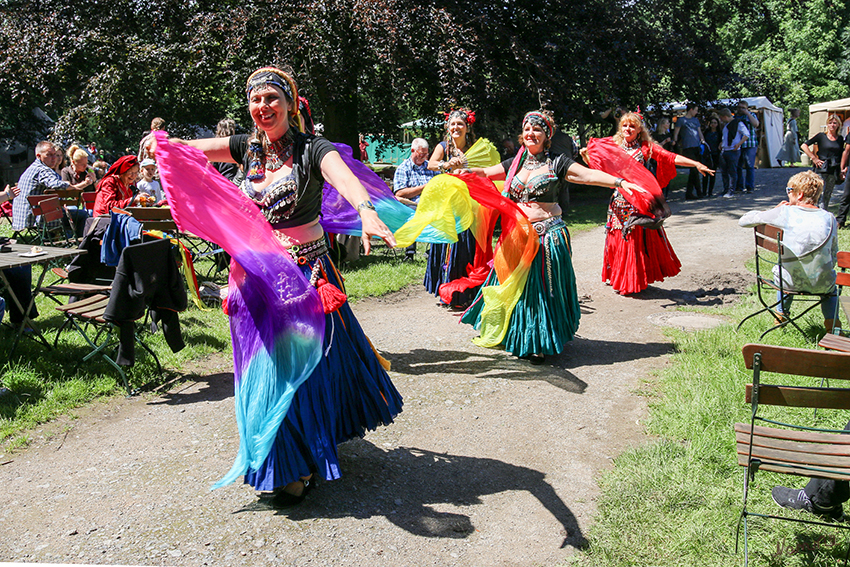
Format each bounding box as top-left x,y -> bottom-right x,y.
271,477 -> 316,508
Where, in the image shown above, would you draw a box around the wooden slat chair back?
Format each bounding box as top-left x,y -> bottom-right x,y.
81,191 -> 97,212
48,188 -> 83,208
26,195 -> 71,246
125,206 -> 178,233
734,343 -> 850,565
820,333 -> 850,353
737,224 -> 834,341
832,251 -> 850,337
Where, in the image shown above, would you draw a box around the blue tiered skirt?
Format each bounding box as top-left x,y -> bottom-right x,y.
244,254 -> 403,491
423,229 -> 477,300
461,220 -> 580,357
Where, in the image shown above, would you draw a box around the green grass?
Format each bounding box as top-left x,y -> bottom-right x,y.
0,229 -> 429,450
572,229 -> 850,567
339,245 -> 427,302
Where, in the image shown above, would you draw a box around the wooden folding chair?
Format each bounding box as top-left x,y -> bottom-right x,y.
27,195 -> 72,247
125,206 -> 177,233
47,188 -> 83,209
737,224 -> 834,340
54,294 -> 162,394
830,251 -> 850,337
734,343 -> 850,566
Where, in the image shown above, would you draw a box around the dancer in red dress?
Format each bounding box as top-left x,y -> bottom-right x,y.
596,112 -> 713,295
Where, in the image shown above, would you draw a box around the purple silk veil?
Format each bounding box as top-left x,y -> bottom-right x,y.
155,132 -> 325,489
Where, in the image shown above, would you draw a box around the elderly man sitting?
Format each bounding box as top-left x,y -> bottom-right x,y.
13,141 -> 93,239
392,138 -> 438,260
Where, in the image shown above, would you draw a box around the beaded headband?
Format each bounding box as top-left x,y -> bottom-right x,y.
445,109 -> 475,125
523,111 -> 554,138
246,67 -> 296,105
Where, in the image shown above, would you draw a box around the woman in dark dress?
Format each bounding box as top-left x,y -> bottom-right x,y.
802,113 -> 845,210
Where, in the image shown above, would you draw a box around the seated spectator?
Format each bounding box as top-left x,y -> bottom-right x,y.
772,419 -> 850,522
393,137 -> 438,260
93,158 -> 108,180
93,156 -> 146,216
137,158 -> 164,202
13,141 -> 94,238
61,144 -> 97,192
0,184 -> 36,328
0,266 -> 36,330
738,170 -> 839,332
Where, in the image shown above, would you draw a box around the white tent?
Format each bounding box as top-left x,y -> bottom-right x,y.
648,96 -> 785,168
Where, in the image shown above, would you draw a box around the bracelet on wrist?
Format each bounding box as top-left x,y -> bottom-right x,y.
356,200 -> 376,214
614,177 -> 624,188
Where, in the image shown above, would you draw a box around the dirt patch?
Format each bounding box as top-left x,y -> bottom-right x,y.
0,168 -> 804,566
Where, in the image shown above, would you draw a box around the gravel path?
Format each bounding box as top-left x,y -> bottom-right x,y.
0,167 -> 806,566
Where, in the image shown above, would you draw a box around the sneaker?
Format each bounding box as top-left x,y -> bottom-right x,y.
772,486 -> 845,522
722,192 -> 734,198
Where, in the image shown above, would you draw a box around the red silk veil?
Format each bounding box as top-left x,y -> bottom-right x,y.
585,137 -> 674,215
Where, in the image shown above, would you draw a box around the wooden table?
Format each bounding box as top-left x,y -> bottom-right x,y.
0,243 -> 86,356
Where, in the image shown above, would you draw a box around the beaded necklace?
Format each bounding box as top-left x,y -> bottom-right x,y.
266,129 -> 295,172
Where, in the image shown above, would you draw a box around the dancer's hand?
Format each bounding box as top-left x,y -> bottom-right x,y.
359,209 -> 396,255
620,181 -> 649,196
697,163 -> 715,176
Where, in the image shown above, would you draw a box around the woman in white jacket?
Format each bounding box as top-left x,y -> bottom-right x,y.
739,170 -> 839,332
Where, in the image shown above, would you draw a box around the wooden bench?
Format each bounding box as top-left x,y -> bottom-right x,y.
735,343 -> 850,564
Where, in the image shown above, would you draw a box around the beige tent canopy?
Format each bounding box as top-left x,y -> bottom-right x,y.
807,97 -> 850,138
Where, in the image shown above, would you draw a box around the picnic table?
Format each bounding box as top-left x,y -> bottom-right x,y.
0,242 -> 86,356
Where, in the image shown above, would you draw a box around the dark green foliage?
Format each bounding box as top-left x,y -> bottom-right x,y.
0,0 -> 738,153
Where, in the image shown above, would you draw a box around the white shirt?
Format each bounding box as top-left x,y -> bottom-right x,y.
720,120 -> 750,151
137,179 -> 164,202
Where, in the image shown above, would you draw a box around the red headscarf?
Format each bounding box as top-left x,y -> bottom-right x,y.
104,155 -> 139,178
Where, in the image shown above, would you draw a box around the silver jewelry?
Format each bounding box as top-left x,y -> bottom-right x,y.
523,151 -> 548,171
356,200 -> 376,213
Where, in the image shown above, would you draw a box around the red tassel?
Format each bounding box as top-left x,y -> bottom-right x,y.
316,278 -> 347,314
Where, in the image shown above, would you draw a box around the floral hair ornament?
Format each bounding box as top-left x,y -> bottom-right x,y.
522,111 -> 554,139
444,109 -> 476,125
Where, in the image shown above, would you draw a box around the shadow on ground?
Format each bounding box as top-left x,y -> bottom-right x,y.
238,440 -> 586,550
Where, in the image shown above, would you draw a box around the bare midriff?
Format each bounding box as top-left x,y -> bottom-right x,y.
273,218 -> 324,248
517,201 -> 562,223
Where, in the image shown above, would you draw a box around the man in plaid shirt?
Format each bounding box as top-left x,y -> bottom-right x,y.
393,138 -> 438,260
12,141 -> 93,236
735,100 -> 760,194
